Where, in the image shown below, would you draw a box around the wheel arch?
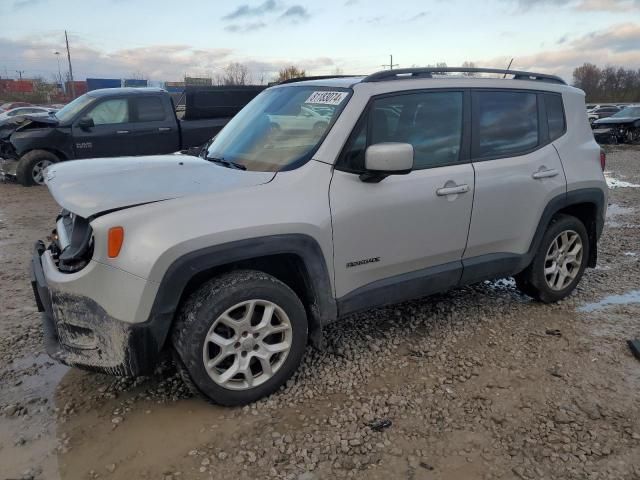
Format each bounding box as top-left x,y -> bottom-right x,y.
535,188 -> 605,269
148,234 -> 337,351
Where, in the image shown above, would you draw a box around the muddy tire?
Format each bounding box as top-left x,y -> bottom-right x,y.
515,214 -> 589,303
16,150 -> 59,186
172,270 -> 308,406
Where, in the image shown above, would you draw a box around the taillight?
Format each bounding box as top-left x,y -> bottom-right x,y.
600,149 -> 606,171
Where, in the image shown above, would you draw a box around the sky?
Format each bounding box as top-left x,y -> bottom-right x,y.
0,0 -> 639,84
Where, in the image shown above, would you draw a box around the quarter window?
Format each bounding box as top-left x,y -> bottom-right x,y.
474,91 -> 538,158
136,96 -> 165,121
545,93 -> 566,141
342,91 -> 464,171
86,99 -> 129,125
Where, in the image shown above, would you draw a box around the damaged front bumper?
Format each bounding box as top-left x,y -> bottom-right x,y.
30,241 -> 166,376
0,157 -> 17,179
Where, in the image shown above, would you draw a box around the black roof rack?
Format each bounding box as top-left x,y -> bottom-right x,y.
362,67 -> 566,85
277,75 -> 362,85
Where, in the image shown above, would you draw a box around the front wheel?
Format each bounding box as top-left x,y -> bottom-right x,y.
16,150 -> 59,186
172,270 -> 308,406
515,214 -> 589,303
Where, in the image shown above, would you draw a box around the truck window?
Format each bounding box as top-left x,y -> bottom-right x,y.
135,96 -> 165,122
473,91 -> 538,158
86,99 -> 129,125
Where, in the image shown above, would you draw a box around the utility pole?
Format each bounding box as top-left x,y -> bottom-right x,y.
54,51 -> 63,90
16,70 -> 25,80
381,55 -> 399,70
65,30 -> 75,98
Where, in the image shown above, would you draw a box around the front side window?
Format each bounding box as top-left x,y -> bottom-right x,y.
205,86 -> 350,172
135,96 -> 165,121
341,91 -> 464,171
86,99 -> 129,125
474,91 -> 538,158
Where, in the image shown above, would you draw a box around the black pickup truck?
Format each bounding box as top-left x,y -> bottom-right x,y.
0,86 -> 264,185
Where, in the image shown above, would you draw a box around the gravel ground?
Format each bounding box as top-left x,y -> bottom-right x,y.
1,147 -> 639,480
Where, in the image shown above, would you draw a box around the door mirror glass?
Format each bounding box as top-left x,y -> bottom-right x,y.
78,117 -> 94,129
365,142 -> 414,173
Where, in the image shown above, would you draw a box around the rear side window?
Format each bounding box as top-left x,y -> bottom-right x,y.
135,96 -> 165,121
545,93 -> 566,141
341,91 -> 464,171
473,91 -> 538,158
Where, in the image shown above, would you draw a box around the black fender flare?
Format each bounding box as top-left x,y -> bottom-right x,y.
146,234 -> 337,349
460,187 -> 606,285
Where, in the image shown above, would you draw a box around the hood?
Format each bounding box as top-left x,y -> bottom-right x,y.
45,155 -> 276,218
594,116 -> 639,126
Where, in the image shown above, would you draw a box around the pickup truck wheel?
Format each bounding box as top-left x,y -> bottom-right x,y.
16,150 -> 59,186
515,214 -> 589,303
172,270 -> 308,406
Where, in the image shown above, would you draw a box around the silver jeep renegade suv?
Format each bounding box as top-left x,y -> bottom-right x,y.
31,68 -> 607,405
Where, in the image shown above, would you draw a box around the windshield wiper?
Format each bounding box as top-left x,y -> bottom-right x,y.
205,156 -> 246,170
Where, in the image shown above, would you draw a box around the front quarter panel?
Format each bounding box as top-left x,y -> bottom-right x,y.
89,160 -> 335,321
11,126 -> 74,159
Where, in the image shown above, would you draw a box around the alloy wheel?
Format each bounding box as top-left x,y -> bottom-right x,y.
544,230 -> 583,291
202,299 -> 293,391
32,160 -> 52,185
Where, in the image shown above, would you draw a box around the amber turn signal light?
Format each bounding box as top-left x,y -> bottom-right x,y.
107,227 -> 124,258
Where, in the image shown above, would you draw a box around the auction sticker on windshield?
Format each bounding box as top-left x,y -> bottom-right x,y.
305,91 -> 348,106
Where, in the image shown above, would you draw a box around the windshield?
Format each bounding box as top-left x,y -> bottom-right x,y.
205,86 -> 351,172
612,106 -> 640,118
55,94 -> 95,123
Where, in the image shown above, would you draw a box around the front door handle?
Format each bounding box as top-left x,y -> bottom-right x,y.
436,184 -> 469,196
116,130 -> 130,135
532,168 -> 559,179
158,127 -> 172,132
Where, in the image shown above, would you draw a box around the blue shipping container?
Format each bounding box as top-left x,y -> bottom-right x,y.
86,78 -> 122,91
123,79 -> 148,87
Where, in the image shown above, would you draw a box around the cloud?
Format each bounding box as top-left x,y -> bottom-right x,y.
504,0 -> 639,10
12,0 -> 46,9
344,0 -> 357,4
0,35 -> 339,83
407,12 -> 428,21
279,5 -> 310,21
224,22 -> 267,33
577,0 -> 640,10
222,0 -> 279,20
479,22 -> 640,82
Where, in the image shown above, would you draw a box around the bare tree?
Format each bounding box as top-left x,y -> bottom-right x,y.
277,66 -> 306,82
221,63 -> 250,85
461,61 -> 477,76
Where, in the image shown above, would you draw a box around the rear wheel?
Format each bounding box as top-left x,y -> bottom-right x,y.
172,270 -> 308,406
515,214 -> 589,303
16,150 -> 59,186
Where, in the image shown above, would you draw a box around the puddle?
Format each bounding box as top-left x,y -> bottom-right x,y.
578,290 -> 640,312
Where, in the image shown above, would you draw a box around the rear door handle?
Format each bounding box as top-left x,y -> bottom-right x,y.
116,130 -> 130,135
158,127 -> 172,132
532,169 -> 559,179
436,184 -> 469,196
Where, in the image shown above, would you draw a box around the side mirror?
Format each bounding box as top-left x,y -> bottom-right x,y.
77,117 -> 94,130
361,143 -> 414,183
